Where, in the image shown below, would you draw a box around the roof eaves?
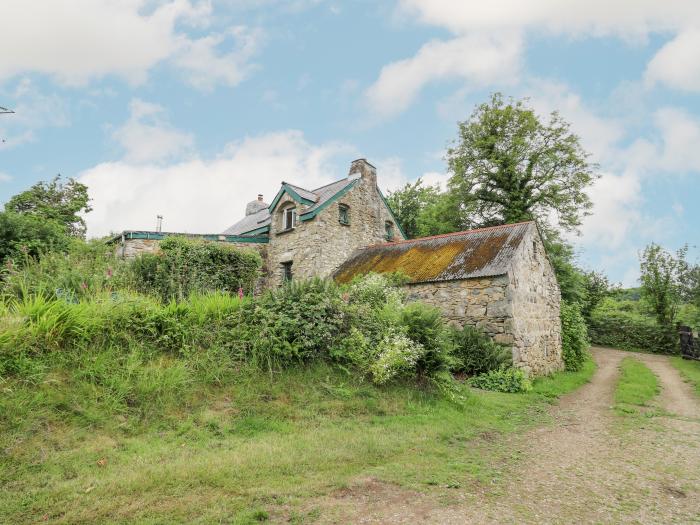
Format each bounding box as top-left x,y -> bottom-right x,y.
268,183 -> 316,211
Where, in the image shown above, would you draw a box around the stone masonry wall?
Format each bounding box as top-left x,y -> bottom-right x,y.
115,237 -> 266,261
265,159 -> 403,288
507,227 -> 563,376
405,275 -> 515,345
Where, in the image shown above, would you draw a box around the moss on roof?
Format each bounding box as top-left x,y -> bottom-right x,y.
334,222 -> 533,284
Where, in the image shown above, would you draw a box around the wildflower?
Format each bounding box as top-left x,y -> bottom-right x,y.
238,287 -> 244,300
106,267 -> 113,278
80,282 -> 88,290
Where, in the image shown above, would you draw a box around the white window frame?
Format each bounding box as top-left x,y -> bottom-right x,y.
283,206 -> 296,230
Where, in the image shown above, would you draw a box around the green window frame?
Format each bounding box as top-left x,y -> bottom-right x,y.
385,221 -> 394,241
338,204 -> 350,225
282,261 -> 293,282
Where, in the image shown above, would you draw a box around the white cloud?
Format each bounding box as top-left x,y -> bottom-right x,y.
0,172 -> 12,183
369,1 -> 700,118
0,1 -> 260,89
645,30 -> 700,92
576,172 -> 642,250
652,107 -> 700,173
524,79 -> 625,164
398,0 -> 700,39
79,131 -> 353,237
112,99 -> 194,164
365,34 -> 521,118
172,26 -> 263,91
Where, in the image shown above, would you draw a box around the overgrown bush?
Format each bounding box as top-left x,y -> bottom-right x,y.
249,278 -> 345,368
399,302 -> 454,376
0,240 -> 132,300
450,325 -> 511,375
560,301 -> 589,371
469,366 -> 532,393
132,236 -> 262,301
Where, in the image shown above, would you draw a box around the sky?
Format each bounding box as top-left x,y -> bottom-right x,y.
0,0 -> 699,286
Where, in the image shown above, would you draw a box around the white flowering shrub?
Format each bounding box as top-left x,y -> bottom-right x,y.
370,330 -> 425,384
347,273 -> 405,310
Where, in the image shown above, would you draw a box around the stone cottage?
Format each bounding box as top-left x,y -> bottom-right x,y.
112,158 -> 562,375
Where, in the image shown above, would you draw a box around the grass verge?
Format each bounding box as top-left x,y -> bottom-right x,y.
614,357 -> 660,417
670,357 -> 700,397
0,357 -> 595,524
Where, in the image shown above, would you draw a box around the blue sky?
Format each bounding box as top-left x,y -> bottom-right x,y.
1,1 -> 699,286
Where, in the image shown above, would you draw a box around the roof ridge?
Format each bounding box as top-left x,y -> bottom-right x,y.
284,181 -> 316,194
363,221 -> 535,248
311,176 -> 348,192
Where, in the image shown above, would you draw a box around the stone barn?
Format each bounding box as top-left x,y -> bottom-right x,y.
333,222 -> 563,376
111,158 -> 562,376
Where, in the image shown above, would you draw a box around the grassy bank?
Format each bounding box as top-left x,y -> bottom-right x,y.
1,357 -> 595,524
671,357 -> 700,397
614,357 -> 660,416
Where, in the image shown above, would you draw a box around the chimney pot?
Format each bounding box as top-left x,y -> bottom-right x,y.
257,194 -> 263,201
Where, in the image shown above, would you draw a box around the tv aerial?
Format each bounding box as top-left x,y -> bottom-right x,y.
1,106 -> 14,143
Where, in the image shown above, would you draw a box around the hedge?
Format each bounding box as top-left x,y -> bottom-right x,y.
587,310 -> 677,354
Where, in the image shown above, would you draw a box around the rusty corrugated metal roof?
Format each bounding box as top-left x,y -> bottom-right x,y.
334,221 -> 534,284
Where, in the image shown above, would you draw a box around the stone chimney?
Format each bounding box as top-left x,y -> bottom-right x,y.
245,194 -> 268,216
348,158 -> 377,187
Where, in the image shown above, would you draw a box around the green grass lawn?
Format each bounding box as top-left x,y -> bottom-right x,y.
1,359 -> 595,524
670,356 -> 700,397
614,357 -> 660,416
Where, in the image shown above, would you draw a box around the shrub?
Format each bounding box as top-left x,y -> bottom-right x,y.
560,301 -> 589,371
132,236 -> 262,301
250,278 -> 345,367
1,240 -> 132,301
370,329 -> 425,384
587,309 -> 677,353
450,325 -> 511,375
346,272 -> 405,309
399,302 -> 454,376
469,366 -> 532,393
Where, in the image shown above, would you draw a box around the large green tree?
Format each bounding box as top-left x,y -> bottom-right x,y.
5,175 -> 91,238
0,176 -> 91,263
639,243 -> 687,331
387,179 -> 461,239
446,93 -> 598,232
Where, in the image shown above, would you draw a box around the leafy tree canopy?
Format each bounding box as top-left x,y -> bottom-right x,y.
4,175 -> 91,238
387,179 -> 461,239
447,93 -> 599,233
639,243 -> 687,329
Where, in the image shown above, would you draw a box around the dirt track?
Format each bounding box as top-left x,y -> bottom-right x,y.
312,348 -> 700,524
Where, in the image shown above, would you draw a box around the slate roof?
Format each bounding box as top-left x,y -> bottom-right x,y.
222,208 -> 271,235
333,221 -> 534,284
222,177 -> 356,235
301,178 -> 355,217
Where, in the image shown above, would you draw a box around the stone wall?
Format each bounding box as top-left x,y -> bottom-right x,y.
115,237 -> 267,261
265,159 -> 404,288
507,227 -> 563,376
405,275 -> 515,344
404,226 -> 563,377
114,238 -> 160,258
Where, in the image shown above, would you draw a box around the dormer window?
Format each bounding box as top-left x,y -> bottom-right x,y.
339,204 -> 350,225
385,221 -> 394,241
282,206 -> 296,231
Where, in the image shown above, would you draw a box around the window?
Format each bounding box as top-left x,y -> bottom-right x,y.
283,207 -> 296,230
282,261 -> 293,282
338,204 -> 350,225
385,221 -> 394,241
